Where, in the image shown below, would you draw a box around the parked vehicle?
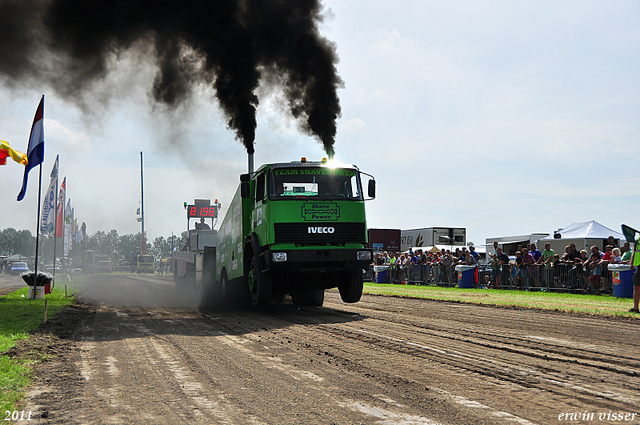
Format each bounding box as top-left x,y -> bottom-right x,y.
137,255 -> 154,273
96,260 -> 113,273
11,262 -> 29,275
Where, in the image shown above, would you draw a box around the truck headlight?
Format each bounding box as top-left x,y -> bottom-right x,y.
356,251 -> 372,261
272,252 -> 287,262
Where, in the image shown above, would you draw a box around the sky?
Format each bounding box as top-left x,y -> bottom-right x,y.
1,0 -> 639,248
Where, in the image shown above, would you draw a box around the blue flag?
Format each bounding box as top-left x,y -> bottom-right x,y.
17,95 -> 45,201
40,155 -> 59,234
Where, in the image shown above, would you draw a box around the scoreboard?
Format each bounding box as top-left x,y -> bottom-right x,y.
186,204 -> 219,219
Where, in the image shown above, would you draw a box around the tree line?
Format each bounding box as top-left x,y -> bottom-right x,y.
0,227 -> 189,262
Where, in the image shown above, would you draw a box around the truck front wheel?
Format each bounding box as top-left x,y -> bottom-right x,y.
248,257 -> 272,306
339,268 -> 363,303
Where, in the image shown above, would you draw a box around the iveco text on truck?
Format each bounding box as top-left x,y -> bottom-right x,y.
215,157 -> 375,307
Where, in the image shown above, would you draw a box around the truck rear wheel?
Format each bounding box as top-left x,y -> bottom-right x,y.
248,257 -> 271,306
339,268 -> 363,303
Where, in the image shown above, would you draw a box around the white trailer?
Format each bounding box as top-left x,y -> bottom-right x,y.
400,227 -> 466,251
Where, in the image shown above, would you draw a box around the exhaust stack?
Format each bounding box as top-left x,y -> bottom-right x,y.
248,153 -> 254,174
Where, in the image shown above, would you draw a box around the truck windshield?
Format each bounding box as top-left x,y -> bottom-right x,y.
270,167 -> 363,200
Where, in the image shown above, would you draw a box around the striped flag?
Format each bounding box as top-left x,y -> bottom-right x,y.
17,95 -> 45,201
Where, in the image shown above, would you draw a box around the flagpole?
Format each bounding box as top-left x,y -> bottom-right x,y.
62,183 -> 66,278
32,164 -> 43,299
52,160 -> 58,287
140,151 -> 146,255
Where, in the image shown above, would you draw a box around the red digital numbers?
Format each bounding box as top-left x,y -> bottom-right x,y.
187,205 -> 217,218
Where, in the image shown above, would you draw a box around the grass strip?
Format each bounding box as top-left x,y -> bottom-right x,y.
363,283 -> 639,317
0,284 -> 76,411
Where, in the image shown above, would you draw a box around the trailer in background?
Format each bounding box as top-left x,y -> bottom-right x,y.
485,233 -> 549,256
401,227 -> 466,251
368,228 -> 401,253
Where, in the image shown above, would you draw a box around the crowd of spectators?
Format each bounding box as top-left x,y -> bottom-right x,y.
499,237 -> 632,293
372,245 -> 481,283
371,235 -> 634,294
373,245 -> 481,268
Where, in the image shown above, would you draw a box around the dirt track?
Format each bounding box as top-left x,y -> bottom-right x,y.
11,273 -> 640,424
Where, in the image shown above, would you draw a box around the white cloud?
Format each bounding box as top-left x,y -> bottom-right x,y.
45,119 -> 91,151
340,118 -> 367,133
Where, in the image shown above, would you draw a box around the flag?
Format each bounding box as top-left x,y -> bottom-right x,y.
65,200 -> 73,226
69,207 -> 75,251
17,95 -> 45,201
74,218 -> 82,243
40,156 -> 59,235
64,199 -> 72,256
55,177 -> 66,237
0,140 -> 28,166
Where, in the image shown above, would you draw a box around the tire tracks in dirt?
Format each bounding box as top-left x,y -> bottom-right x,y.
20,274 -> 640,424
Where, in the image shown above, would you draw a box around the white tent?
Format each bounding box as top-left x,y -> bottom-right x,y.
537,221 -> 624,254
5,253 -> 29,261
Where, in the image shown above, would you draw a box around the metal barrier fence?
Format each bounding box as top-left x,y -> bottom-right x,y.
368,262 -> 615,293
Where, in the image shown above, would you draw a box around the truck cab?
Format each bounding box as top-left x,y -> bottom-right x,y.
216,158 -> 375,306
136,254 -> 155,273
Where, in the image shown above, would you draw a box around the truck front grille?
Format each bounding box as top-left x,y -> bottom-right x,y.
274,223 -> 366,245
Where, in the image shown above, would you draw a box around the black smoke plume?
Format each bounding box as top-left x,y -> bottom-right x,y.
0,0 -> 342,157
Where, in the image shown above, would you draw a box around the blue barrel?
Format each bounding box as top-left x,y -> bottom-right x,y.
610,265 -> 634,298
455,265 -> 476,289
375,266 -> 389,283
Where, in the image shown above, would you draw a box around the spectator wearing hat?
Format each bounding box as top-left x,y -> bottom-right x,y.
511,251 -> 523,288
584,246 -> 604,292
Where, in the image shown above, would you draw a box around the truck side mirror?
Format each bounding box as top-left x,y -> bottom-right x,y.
368,180 -> 376,198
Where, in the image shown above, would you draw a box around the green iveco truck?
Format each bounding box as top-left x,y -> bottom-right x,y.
215,157 -> 375,307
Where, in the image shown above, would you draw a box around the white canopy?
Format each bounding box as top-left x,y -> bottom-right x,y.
5,253 -> 29,261
539,221 -> 624,241
536,221 -> 624,254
